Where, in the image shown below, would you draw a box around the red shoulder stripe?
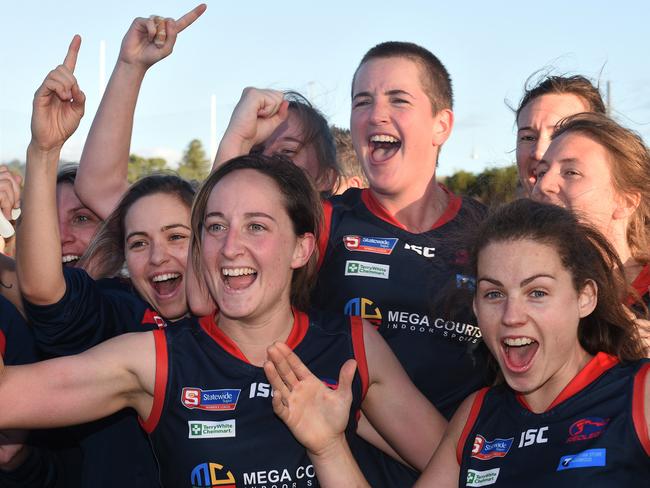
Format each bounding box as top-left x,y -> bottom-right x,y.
139,329 -> 168,433
349,315 -> 369,401
632,362 -> 650,456
0,330 -> 5,358
456,387 -> 489,465
361,186 -> 462,231
316,199 -> 333,271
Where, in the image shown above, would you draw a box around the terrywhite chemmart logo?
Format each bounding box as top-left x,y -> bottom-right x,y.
188,420 -> 235,439
345,260 -> 390,279
466,468 -> 500,487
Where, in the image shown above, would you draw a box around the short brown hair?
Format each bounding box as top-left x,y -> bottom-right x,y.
352,41 -> 453,114
190,154 -> 322,311
552,112 -> 650,265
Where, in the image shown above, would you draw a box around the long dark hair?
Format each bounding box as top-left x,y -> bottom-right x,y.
470,199 -> 647,363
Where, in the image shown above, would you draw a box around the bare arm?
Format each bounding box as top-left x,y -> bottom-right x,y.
360,320 -> 447,471
16,37 -> 85,305
213,87 -> 288,168
0,331 -> 154,429
414,392 -> 476,488
75,4 -> 206,218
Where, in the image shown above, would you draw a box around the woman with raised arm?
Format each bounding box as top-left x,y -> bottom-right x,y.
74,4 -> 206,219
266,199 -> 650,487
17,35 -> 196,488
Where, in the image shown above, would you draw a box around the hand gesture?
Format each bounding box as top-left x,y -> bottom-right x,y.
118,4 -> 206,68
226,88 -> 289,148
264,342 -> 357,455
31,36 -> 85,152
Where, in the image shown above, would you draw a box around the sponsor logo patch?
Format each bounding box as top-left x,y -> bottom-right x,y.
191,461 -> 236,487
188,420 -> 236,439
471,434 -> 513,460
567,417 -> 609,443
181,388 -> 241,411
557,448 -> 606,471
345,260 -> 390,279
466,468 -> 500,486
343,297 -> 382,328
344,235 -> 398,255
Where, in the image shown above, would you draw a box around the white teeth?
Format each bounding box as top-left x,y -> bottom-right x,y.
222,267 -> 256,277
62,255 -> 80,264
503,337 -> 536,347
152,273 -> 181,283
369,134 -> 400,143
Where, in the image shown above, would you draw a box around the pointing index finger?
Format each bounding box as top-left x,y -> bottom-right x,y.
175,3 -> 207,33
63,35 -> 81,72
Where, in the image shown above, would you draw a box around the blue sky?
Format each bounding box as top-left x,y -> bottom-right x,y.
1,0 -> 649,176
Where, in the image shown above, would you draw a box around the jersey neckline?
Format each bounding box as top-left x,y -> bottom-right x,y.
360,185 -> 461,232
198,308 -> 309,365
516,351 -> 619,412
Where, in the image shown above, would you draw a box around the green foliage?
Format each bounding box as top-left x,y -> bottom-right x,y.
177,139 -> 210,183
127,155 -> 168,183
443,165 -> 519,205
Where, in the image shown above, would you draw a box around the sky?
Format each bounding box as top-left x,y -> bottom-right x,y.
1,0 -> 649,176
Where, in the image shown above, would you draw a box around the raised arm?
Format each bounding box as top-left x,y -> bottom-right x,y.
0,331 -> 154,430
360,320 -> 447,471
75,4 -> 206,218
17,36 -> 85,305
213,88 -> 288,167
264,342 -> 370,487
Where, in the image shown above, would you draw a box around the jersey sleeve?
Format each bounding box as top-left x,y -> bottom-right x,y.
24,267 -> 147,356
0,296 -> 38,365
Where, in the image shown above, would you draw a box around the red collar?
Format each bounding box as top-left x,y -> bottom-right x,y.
198,309 -> 309,364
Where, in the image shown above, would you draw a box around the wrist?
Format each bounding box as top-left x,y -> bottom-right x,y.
26,142 -> 61,160
114,59 -> 149,79
307,434 -> 349,460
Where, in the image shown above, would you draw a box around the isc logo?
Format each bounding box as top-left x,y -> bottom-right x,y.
249,382 -> 272,398
404,243 -> 435,258
518,427 -> 549,448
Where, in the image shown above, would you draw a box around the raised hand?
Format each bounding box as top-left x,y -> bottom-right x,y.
264,342 -> 356,455
215,88 -> 289,165
31,36 -> 85,152
118,4 -> 206,68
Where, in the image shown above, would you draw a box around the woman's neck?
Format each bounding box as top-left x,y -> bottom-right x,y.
371,182 -> 449,233
217,305 -> 295,366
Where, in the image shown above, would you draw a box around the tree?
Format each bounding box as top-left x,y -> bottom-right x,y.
127,154 -> 168,183
177,139 -> 209,182
444,170 -> 476,195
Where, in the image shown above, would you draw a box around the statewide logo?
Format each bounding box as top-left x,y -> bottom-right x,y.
344,235 -> 398,255
345,260 -> 390,279
188,420 -> 236,439
343,297 -> 382,328
191,461 -> 236,487
471,434 -> 513,460
557,448 -> 606,471
466,468 -> 500,487
181,388 -> 241,411
567,417 -> 609,443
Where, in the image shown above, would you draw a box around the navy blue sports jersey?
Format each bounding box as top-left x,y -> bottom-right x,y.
314,188 -> 490,418
0,295 -> 38,365
143,309 -> 368,488
24,266 -> 173,488
25,267 -> 167,357
457,353 -> 650,487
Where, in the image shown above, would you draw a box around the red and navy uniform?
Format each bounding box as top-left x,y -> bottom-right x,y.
24,267 -> 174,488
314,188 -> 490,418
142,309 -> 368,488
0,296 -> 81,488
457,353 -> 650,487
